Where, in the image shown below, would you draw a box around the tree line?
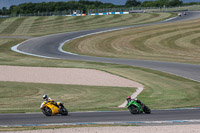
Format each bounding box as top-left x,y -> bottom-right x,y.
0,0 -> 200,15
126,0 -> 184,7
0,1 -> 117,15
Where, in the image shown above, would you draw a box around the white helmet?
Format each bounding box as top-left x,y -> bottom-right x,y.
43,94 -> 48,100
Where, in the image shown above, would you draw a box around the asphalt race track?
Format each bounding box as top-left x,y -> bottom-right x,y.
1,109 -> 200,126
4,11 -> 200,126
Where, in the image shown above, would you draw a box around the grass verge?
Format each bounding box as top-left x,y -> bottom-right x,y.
63,18 -> 200,64
0,12 -> 176,37
0,82 -> 135,113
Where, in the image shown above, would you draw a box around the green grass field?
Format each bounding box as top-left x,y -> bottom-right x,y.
0,12 -> 200,113
0,81 -> 136,113
64,18 -> 200,65
0,12 -> 176,36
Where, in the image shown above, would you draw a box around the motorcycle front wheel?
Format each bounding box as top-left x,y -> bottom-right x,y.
128,106 -> 139,114
42,107 -> 52,116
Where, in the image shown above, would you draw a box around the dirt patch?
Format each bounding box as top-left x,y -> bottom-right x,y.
0,65 -> 143,88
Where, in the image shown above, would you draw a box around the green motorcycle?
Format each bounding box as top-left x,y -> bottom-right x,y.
126,99 -> 151,114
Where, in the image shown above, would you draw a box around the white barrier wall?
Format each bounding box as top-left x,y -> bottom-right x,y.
66,12 -> 129,16
66,14 -> 86,16
89,12 -> 129,16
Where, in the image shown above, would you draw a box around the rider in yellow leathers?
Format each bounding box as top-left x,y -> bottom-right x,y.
40,94 -> 62,109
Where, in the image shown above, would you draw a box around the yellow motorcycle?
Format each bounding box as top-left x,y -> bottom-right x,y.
41,100 -> 68,116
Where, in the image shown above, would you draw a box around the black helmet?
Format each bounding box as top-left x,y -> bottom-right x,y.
43,94 -> 48,99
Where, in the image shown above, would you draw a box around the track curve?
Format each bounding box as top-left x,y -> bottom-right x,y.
13,11 -> 200,82
6,11 -> 200,126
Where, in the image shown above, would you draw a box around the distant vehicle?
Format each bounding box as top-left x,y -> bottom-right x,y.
178,13 -> 182,16
183,12 -> 187,15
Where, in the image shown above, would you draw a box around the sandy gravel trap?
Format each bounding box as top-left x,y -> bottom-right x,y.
0,65 -> 143,88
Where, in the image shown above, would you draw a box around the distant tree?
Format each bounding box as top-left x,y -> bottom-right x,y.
125,0 -> 141,7
141,0 -> 183,7
169,0 -> 183,6
9,5 -> 20,14
156,0 -> 170,6
2,7 -> 8,15
183,2 -> 200,6
142,1 -> 158,7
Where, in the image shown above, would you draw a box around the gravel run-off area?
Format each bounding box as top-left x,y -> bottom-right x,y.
0,65 -> 143,88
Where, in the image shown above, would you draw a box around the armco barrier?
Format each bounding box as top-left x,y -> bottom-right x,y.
89,13 -> 108,15
109,12 -> 129,15
66,14 -> 86,16
66,12 -> 129,16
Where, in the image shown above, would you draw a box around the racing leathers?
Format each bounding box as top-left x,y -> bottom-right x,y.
40,97 -> 60,109
127,98 -> 144,107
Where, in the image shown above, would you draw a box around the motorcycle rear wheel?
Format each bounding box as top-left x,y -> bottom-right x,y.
143,105 -> 151,114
